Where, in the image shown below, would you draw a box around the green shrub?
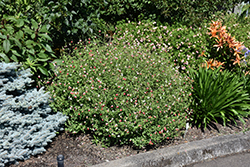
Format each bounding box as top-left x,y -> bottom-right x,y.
44,39 -> 193,148
0,0 -> 107,57
0,14 -> 58,82
189,66 -> 250,129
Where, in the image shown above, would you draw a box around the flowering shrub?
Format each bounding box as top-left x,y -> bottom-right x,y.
113,20 -> 208,74
45,40 -> 193,148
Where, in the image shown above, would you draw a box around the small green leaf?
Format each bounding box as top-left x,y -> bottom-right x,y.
3,40 -> 11,53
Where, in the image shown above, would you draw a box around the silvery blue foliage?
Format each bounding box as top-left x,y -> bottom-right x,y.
0,62 -> 68,167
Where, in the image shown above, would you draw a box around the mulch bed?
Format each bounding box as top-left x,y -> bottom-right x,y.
6,117 -> 250,167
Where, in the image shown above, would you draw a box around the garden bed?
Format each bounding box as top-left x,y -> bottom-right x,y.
7,117 -> 250,167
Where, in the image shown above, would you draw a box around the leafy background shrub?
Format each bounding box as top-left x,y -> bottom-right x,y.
0,14 -> 57,78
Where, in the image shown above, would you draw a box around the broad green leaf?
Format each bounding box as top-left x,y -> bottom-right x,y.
3,40 -> 11,53
16,30 -> 24,39
0,53 -> 10,62
23,27 -> 33,34
12,50 -> 22,57
89,28 -> 93,34
43,44 -> 53,52
10,54 -> 18,62
0,34 -> 7,39
39,25 -> 50,33
11,38 -> 22,49
28,54 -> 35,61
51,59 -> 64,66
27,48 -> 35,55
37,58 -> 50,62
31,34 -> 36,39
31,19 -> 39,29
15,19 -> 24,27
37,52 -> 49,59
38,34 -> 52,41
25,40 -> 34,48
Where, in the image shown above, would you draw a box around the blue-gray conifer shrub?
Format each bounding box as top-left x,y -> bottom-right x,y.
0,62 -> 68,167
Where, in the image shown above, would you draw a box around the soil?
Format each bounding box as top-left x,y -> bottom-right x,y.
6,117 -> 250,167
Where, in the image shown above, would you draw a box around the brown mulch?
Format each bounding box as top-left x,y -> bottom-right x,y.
6,116 -> 250,167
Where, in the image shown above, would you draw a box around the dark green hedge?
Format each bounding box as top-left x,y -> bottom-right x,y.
0,0 -> 247,55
